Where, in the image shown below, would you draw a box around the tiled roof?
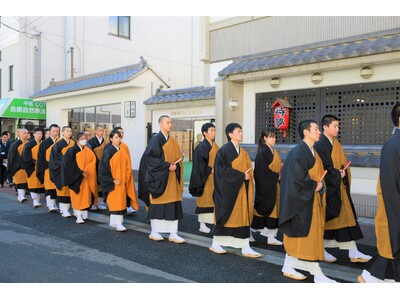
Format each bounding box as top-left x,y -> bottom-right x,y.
219,28 -> 400,77
31,63 -> 146,98
144,86 -> 215,105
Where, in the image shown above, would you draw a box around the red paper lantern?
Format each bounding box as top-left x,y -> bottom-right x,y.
271,97 -> 292,138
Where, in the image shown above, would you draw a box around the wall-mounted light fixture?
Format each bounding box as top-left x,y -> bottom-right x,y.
311,72 -> 323,84
360,66 -> 373,79
228,99 -> 239,111
270,77 -> 281,88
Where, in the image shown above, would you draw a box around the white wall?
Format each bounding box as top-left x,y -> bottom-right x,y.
208,60 -> 232,86
0,43 -> 19,98
2,16 -> 204,100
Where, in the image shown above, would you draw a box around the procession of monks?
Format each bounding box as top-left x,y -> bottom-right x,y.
5,105 -> 400,283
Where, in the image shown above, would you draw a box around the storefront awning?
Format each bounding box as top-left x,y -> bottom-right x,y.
0,98 -> 46,120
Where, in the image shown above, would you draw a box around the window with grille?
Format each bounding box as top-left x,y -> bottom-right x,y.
255,81 -> 399,145
256,89 -> 319,144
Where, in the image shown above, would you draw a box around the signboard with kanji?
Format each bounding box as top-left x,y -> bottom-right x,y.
0,98 -> 46,120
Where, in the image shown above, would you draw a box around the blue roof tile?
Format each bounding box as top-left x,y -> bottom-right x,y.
31,63 -> 145,98
219,28 -> 400,77
144,86 -> 215,105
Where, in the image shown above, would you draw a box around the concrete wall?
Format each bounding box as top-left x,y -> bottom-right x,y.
215,80 -> 244,146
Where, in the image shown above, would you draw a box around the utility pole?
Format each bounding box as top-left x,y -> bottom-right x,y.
67,47 -> 74,78
33,32 -> 42,93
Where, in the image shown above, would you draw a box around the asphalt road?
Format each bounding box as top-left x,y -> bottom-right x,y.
0,188 -> 377,284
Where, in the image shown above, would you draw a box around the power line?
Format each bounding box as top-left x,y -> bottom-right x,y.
40,33 -> 66,50
0,21 -> 20,33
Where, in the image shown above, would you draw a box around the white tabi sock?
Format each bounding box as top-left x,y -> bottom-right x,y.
361,270 -> 384,283
241,245 -> 261,257
324,249 -> 337,262
81,210 -> 88,220
199,222 -> 211,233
59,203 -> 71,217
17,189 -> 26,201
349,247 -> 372,260
74,209 -> 85,224
109,214 -> 126,231
210,240 -> 226,254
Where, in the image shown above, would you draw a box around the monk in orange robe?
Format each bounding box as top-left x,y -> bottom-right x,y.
279,120 -> 336,283
210,123 -> 259,258
62,132 -> 98,224
36,124 -> 60,212
49,126 -> 74,217
22,128 -> 45,208
138,115 -> 185,243
8,129 -> 30,204
98,130 -> 138,232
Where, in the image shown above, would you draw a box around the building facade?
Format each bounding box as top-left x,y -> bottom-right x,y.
205,17 -> 400,217
31,60 -> 167,170
0,16 -> 203,134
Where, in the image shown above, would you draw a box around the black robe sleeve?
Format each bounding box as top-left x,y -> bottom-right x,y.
36,138 -> 53,184
254,145 -> 279,217
314,135 -> 342,221
21,140 -> 37,178
189,139 -> 212,197
7,140 -> 23,177
138,132 -> 170,206
380,129 -> 400,259
49,139 -> 67,190
212,142 -> 246,230
98,145 -> 118,201
61,144 -> 83,194
87,137 -> 100,150
278,141 -> 318,237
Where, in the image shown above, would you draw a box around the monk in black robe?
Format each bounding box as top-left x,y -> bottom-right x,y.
8,129 -> 29,204
22,128 -> 45,208
87,124 -> 107,210
189,122 -> 219,234
49,126 -> 74,217
279,120 -> 336,283
314,114 -> 371,264
210,123 -> 260,258
36,124 -> 59,211
138,115 -> 185,243
359,104 -> 400,283
251,128 -> 283,246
